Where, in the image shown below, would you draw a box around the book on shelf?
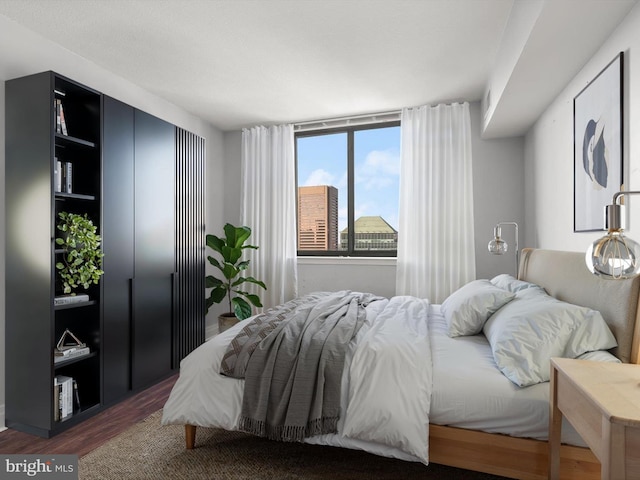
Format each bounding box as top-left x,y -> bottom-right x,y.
59,100 -> 68,135
54,293 -> 89,306
64,161 -> 72,193
54,158 -> 62,192
54,375 -> 73,420
54,98 -> 68,135
73,379 -> 81,413
54,98 -> 61,134
53,382 -> 60,421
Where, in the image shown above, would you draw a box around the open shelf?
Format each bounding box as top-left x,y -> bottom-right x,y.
54,350 -> 97,368
55,132 -> 96,149
55,192 -> 96,201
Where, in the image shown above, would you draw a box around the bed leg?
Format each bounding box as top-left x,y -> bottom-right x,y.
185,424 -> 197,449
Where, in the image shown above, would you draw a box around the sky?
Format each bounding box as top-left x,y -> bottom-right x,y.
296,125 -> 400,232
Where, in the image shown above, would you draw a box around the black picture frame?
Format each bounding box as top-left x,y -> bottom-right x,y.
574,52 -> 623,232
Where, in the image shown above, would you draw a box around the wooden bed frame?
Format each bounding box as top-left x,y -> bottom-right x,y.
183,248 -> 640,480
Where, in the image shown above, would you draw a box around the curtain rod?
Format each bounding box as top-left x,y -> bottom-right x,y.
294,110 -> 401,132
292,101 -> 467,132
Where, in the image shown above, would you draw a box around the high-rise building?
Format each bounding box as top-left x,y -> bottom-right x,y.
340,216 -> 398,251
298,185 -> 339,250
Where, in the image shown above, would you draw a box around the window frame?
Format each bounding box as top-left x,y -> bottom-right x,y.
295,120 -> 400,257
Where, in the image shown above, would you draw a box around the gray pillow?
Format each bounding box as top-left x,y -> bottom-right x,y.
483,289 -> 617,386
441,279 -> 516,337
490,274 -> 544,293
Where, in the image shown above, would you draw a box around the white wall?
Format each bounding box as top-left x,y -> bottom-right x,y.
0,14 -> 225,428
471,102 -> 525,279
525,3 -> 640,253
222,101 -> 525,296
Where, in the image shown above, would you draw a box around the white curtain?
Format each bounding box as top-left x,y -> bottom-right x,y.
396,102 -> 475,303
241,125 -> 298,309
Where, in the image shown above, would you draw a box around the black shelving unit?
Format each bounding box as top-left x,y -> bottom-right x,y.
6,71 -> 102,437
6,70 -> 206,438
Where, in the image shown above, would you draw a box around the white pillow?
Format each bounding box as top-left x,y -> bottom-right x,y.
441,279 -> 516,337
483,289 -> 617,386
490,274 -> 544,293
576,350 -> 621,363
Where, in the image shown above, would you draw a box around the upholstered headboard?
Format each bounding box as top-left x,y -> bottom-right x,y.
518,248 -> 640,363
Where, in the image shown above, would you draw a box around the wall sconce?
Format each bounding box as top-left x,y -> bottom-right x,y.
586,190 -> 640,279
488,221 -> 519,277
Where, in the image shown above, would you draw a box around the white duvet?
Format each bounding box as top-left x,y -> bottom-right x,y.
162,295 -> 432,464
162,295 -> 604,463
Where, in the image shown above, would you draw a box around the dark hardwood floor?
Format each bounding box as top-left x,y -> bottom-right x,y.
0,374 -> 178,456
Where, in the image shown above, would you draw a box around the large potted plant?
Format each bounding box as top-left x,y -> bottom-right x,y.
55,211 -> 104,295
206,223 -> 267,332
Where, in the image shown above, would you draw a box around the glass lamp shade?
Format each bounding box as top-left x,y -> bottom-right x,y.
586,230 -> 640,279
488,237 -> 508,255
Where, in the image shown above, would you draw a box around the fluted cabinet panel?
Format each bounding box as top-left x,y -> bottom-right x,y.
174,128 -> 206,367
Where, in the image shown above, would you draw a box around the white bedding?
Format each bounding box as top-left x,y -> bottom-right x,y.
161,297 -> 599,464
428,305 -> 585,446
162,295 -> 432,464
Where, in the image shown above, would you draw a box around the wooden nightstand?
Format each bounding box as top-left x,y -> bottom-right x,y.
549,357 -> 640,479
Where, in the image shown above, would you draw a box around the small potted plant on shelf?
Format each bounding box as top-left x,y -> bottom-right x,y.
205,223 -> 267,332
55,211 -> 104,296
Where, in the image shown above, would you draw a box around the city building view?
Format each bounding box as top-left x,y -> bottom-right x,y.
297,185 -> 339,250
296,124 -> 400,254
298,185 -> 397,252
340,215 -> 398,251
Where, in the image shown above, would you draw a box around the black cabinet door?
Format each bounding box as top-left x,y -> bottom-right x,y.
102,96 -> 135,404
132,109 -> 175,389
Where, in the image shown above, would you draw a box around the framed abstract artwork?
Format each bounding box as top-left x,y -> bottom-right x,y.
574,52 -> 623,232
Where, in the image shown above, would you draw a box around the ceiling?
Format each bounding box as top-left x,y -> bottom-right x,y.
0,0 -> 636,134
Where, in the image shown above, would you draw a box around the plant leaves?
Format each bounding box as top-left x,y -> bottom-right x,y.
232,297 -> 252,320
205,223 -> 266,314
206,234 -> 225,255
56,211 -> 103,294
205,275 -> 223,288
243,276 -> 267,290
242,293 -> 263,308
209,286 -> 227,304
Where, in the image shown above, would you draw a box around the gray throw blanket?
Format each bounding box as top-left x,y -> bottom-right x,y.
222,291 -> 383,443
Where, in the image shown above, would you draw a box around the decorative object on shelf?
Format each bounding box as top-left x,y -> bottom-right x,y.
54,328 -> 90,363
205,223 -> 267,330
586,190 -> 640,279
488,221 -> 519,276
55,211 -> 104,294
574,52 -> 623,232
56,328 -> 86,352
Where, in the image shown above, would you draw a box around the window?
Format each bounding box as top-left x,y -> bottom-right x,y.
296,122 -> 400,256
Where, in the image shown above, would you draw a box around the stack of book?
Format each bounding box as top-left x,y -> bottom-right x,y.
53,375 -> 74,421
54,98 -> 68,135
54,345 -> 90,363
54,294 -> 89,306
53,158 -> 73,194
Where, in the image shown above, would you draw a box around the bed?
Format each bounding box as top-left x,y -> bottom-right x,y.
161,248 -> 640,480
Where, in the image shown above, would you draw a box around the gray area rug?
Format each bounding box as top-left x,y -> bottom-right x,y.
79,410 -> 508,479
